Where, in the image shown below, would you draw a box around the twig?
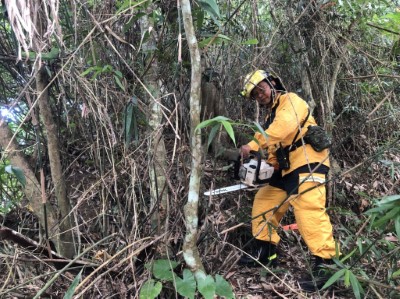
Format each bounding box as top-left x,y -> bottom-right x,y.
32,233 -> 117,299
340,74 -> 400,80
271,285 -> 289,299
366,22 -> 399,35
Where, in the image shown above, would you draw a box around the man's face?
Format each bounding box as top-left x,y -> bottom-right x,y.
251,81 -> 273,106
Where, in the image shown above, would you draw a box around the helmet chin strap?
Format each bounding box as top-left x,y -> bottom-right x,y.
271,89 -> 276,102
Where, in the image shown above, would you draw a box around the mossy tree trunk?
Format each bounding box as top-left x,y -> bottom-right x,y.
180,0 -> 205,276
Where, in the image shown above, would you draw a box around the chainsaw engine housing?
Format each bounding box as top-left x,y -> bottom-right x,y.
239,159 -> 274,186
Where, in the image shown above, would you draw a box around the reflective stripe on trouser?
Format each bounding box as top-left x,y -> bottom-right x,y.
251,173 -> 337,259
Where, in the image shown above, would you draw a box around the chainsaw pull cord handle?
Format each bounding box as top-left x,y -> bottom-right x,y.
249,150 -> 262,184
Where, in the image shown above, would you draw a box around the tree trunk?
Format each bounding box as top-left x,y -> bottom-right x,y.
0,120 -> 57,234
36,67 -> 75,258
180,0 -> 205,276
140,2 -> 169,249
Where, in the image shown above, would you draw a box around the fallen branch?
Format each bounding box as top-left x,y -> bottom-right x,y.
0,226 -> 96,269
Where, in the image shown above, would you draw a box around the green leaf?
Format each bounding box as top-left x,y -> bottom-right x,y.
175,269 -> 196,299
372,207 -> 400,227
215,274 -> 234,299
395,215 -> 400,238
5,165 -> 26,187
207,124 -> 220,149
114,75 -> 125,91
139,279 -> 162,299
253,122 -> 269,142
124,103 -> 134,145
196,9 -> 205,29
124,97 -> 140,146
102,65 -> 112,72
242,38 -> 259,45
63,269 -> 82,299
116,0 -> 140,13
321,268 -> 346,290
152,259 -> 179,281
392,268 -> 400,279
197,275 -> 216,299
349,271 -> 363,299
80,66 -> 96,77
196,119 -> 216,131
42,48 -> 60,60
366,203 -> 397,214
340,248 -> 357,263
199,34 -> 231,48
377,194 -> 400,205
114,70 -> 123,78
198,0 -> 220,19
221,120 -> 236,146
195,116 -> 230,131
344,269 -> 350,287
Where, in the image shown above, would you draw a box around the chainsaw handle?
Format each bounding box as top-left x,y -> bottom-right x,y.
249,150 -> 263,184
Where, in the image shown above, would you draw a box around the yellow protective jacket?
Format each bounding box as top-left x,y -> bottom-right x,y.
247,92 -> 330,176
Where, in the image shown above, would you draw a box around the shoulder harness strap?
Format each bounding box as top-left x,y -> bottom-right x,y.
287,109 -> 310,152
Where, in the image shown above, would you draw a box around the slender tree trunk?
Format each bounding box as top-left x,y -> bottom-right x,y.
36,67 -> 75,258
180,0 -> 205,276
140,3 -> 169,238
0,120 -> 57,232
28,1 -> 75,258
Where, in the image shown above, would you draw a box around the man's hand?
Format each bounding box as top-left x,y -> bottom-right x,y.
240,144 -> 252,159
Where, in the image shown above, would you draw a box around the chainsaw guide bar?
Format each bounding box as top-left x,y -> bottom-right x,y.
204,183 -> 251,196
204,151 -> 274,196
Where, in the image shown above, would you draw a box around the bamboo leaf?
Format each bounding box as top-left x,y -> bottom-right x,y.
349,271 -> 363,299
124,103 -> 134,145
80,66 -> 96,77
340,248 -> 357,263
321,268 -> 346,289
366,203 -> 397,214
199,34 -> 231,48
198,0 -> 220,19
207,124 -> 220,149
344,269 -> 350,287
395,215 -> 400,238
242,38 -> 259,45
114,70 -> 123,78
378,194 -> 400,205
372,207 -> 400,227
195,116 -> 230,131
253,122 -> 269,142
63,270 -> 82,299
114,75 -> 125,91
221,120 -> 236,146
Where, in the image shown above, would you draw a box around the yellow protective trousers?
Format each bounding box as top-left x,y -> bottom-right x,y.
252,171 -> 337,259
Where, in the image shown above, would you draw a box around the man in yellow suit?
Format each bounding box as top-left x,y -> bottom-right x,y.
239,70 -> 338,291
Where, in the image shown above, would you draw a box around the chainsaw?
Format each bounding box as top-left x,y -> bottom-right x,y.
204,151 -> 275,196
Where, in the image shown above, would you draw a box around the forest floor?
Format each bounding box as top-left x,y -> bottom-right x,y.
0,159 -> 398,298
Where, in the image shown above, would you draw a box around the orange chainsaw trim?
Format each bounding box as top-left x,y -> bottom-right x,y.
282,223 -> 298,231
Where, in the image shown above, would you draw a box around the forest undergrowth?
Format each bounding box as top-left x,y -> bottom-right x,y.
0,0 -> 399,298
